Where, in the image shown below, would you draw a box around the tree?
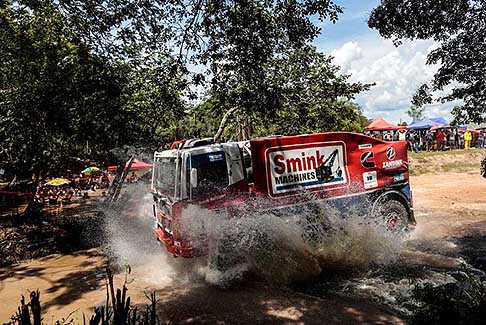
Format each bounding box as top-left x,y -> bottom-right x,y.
0,2 -> 165,183
182,46 -> 372,140
407,105 -> 425,121
14,1 -> 370,138
254,46 -> 370,135
0,1 -> 189,183
369,0 -> 486,124
1,0 -> 374,187
124,64 -> 187,149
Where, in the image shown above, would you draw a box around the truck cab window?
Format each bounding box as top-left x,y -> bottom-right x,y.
188,152 -> 228,199
154,157 -> 176,197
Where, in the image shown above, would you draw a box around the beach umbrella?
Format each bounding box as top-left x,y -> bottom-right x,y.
45,178 -> 71,186
81,167 -> 100,174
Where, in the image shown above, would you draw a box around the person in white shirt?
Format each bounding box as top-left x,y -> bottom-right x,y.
398,129 -> 407,141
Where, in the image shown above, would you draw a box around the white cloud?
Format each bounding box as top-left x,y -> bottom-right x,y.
327,37 -> 457,124
331,41 -> 363,72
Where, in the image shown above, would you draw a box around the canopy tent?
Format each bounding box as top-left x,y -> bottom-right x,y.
108,159 -> 153,172
364,118 -> 402,131
408,118 -> 448,130
429,117 -> 448,125
430,124 -> 445,131
81,166 -> 100,175
45,178 -> 71,186
457,124 -> 483,133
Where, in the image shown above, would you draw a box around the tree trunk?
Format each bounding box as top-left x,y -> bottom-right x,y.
106,157 -> 135,204
238,117 -> 252,141
214,107 -> 238,143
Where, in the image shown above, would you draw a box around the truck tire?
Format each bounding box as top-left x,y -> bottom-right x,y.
373,199 -> 409,233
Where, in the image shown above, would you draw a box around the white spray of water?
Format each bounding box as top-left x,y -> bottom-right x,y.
103,182 -> 406,288
177,194 -> 405,286
103,183 -> 176,287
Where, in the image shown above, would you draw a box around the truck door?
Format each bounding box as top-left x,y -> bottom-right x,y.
223,144 -> 245,186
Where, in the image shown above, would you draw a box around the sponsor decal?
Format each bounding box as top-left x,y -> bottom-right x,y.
209,153 -> 224,162
394,172 -> 405,182
358,144 -> 372,149
363,171 -> 378,189
383,160 -> 403,169
268,145 -> 347,194
386,147 -> 397,160
360,151 -> 376,168
386,147 -> 396,160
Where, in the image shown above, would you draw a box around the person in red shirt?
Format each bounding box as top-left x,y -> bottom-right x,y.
436,129 -> 446,151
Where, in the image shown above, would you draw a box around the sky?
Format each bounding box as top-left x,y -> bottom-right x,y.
313,0 -> 459,124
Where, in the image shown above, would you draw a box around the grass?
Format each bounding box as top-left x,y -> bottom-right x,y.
442,162 -> 481,173
409,148 -> 486,159
408,149 -> 485,176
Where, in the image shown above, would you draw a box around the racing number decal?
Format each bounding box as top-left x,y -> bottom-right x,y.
360,151 -> 375,168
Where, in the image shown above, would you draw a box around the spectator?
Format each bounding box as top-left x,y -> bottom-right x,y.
425,131 -> 434,151
398,129 -> 407,141
448,130 -> 455,149
417,132 -> 423,150
436,129 -> 446,151
459,131 -> 465,149
383,131 -> 393,141
464,129 -> 472,150
477,131 -> 484,149
408,131 -> 419,152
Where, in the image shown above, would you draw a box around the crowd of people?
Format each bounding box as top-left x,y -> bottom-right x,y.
366,128 -> 486,152
34,174 -> 110,206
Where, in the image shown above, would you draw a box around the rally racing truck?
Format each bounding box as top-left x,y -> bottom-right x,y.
151,132 -> 416,258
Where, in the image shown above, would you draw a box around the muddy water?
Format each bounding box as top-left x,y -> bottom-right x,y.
317,170 -> 486,314
1,171 -> 485,323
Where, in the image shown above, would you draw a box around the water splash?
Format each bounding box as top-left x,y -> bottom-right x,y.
102,182 -> 406,288
102,182 -> 175,287
177,195 -> 405,286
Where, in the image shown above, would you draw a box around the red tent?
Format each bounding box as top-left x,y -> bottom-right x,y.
108,159 -> 153,172
365,118 -> 403,131
430,124 -> 445,131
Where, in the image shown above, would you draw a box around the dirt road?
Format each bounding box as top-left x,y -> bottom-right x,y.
1,166 -> 485,323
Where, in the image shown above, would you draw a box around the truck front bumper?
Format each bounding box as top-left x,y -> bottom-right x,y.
155,227 -> 194,258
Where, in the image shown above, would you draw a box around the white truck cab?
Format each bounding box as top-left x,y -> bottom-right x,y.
151,141 -> 247,202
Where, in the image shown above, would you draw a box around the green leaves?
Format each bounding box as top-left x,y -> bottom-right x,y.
370,0 -> 486,124
1,0 -> 373,180
407,105 -> 425,121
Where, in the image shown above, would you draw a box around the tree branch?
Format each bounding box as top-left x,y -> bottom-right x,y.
213,106 -> 238,143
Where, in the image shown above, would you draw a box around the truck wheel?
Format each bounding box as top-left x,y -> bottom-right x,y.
374,199 -> 409,233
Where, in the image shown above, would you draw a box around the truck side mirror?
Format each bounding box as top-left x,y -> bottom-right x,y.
190,168 -> 198,188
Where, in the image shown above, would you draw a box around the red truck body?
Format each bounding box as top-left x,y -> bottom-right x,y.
151,132 -> 415,258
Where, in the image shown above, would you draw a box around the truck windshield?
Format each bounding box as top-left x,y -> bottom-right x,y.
189,152 -> 228,198
153,157 -> 176,197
